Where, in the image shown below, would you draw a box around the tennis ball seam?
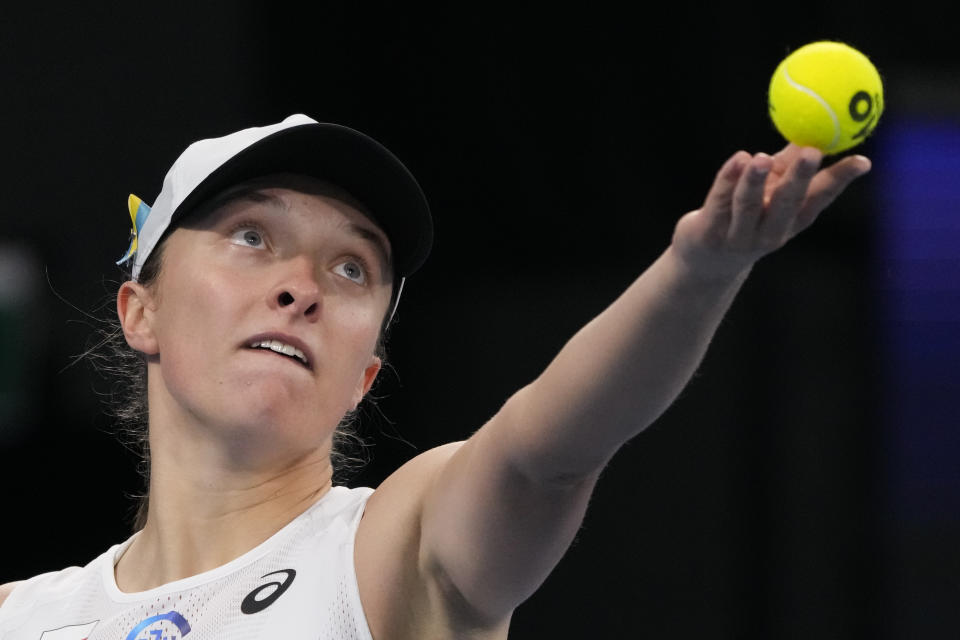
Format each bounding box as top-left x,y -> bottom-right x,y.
782,67 -> 841,152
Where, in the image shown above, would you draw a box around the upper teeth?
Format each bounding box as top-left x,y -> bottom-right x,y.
250,340 -> 308,366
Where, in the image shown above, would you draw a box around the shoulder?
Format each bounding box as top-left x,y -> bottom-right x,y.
362,441 -> 466,524
0,581 -> 21,607
357,441 -> 465,556
359,441 -> 466,542
375,441 -> 465,498
0,548 -> 116,618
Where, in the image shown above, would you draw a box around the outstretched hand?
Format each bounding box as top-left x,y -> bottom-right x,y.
672,144 -> 872,279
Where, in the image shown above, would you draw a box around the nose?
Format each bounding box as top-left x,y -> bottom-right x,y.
269,261 -> 321,320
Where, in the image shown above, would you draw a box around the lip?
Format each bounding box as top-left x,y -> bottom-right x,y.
243,331 -> 315,371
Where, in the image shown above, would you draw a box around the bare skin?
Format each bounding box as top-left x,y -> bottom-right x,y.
1,147 -> 870,640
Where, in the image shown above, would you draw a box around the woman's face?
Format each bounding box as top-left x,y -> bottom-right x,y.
136,183 -> 393,463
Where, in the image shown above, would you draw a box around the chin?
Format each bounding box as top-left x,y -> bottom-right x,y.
217,383 -> 338,446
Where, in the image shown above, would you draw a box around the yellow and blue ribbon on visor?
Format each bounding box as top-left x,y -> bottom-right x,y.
117,194 -> 152,265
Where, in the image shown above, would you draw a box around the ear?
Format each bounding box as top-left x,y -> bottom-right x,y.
117,280 -> 159,355
351,356 -> 382,409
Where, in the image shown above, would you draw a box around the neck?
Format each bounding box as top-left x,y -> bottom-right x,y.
114,416 -> 335,593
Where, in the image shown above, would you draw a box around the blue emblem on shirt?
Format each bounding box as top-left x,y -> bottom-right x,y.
124,611 -> 191,640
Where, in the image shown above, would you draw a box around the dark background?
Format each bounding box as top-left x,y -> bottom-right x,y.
1,3 -> 958,638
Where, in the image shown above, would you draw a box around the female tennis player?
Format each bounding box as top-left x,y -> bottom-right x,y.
0,114 -> 870,639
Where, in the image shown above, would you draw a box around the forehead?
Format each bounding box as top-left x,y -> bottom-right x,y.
204,174 -> 378,226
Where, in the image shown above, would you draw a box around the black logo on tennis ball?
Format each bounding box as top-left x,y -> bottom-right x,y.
849,91 -> 872,121
850,90 -> 881,141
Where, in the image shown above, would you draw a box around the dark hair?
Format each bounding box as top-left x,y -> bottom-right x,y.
97,178 -> 397,532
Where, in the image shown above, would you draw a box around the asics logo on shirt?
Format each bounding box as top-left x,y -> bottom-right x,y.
241,569 -> 297,614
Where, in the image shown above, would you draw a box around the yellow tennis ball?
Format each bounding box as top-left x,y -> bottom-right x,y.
768,41 -> 884,154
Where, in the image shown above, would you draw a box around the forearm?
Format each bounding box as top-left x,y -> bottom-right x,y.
504,244 -> 750,482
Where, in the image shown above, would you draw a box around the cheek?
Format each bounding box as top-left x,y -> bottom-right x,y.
152,273 -> 245,374
336,304 -> 383,355
325,306 -> 383,391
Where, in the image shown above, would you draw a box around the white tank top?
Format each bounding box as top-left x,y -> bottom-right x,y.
0,486 -> 375,640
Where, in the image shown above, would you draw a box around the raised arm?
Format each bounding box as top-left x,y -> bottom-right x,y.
493,146 -> 871,481
417,145 -> 872,626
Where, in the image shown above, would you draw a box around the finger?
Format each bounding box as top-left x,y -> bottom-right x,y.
771,143 -> 804,174
760,147 -> 822,242
792,155 -> 871,234
766,144 -> 815,201
702,150 -> 752,216
728,153 -> 773,246
763,146 -> 794,206
694,151 -> 752,243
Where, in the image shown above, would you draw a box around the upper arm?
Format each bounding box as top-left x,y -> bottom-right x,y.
418,391 -> 601,624
0,582 -> 22,609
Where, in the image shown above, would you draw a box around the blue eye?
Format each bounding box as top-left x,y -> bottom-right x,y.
230,225 -> 265,249
335,260 -> 367,284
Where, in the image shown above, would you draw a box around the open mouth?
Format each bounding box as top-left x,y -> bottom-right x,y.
248,339 -> 311,369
